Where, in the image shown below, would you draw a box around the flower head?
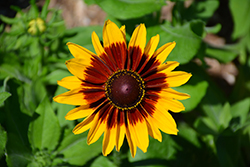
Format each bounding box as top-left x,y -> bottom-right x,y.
54,20 -> 191,157
28,17 -> 46,35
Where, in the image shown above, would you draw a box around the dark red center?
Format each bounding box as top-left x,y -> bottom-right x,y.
105,70 -> 145,110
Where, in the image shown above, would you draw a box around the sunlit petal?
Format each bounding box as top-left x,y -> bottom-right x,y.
67,42 -> 95,59
57,76 -> 82,90
154,41 -> 176,64
167,71 -> 192,87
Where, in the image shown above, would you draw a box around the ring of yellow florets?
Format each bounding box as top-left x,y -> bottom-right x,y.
105,69 -> 145,110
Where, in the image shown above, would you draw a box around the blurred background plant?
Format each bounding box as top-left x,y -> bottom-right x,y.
0,0 -> 250,166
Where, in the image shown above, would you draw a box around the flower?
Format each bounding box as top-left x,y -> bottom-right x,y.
53,20 -> 191,157
28,17 -> 46,35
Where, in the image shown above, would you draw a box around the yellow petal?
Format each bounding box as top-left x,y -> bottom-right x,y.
154,41 -> 176,64
111,108 -> 126,152
73,114 -> 95,134
159,88 -> 190,100
87,114 -> 106,145
128,24 -> 146,71
144,34 -> 159,57
53,88 -> 87,105
103,20 -> 126,48
145,118 -> 162,142
131,119 -> 149,153
65,105 -> 93,120
150,104 -> 178,135
132,120 -> 149,153
102,20 -> 127,69
127,110 -> 149,153
92,31 -> 106,56
120,25 -> 126,42
167,71 -> 192,87
139,104 -> 162,142
67,42 -> 95,59
156,98 -> 185,113
128,23 -> 146,51
116,122 -> 125,151
128,24 -> 146,49
157,61 -> 180,74
57,76 -> 82,90
102,126 -> 116,156
65,58 -> 88,80
125,125 -> 137,158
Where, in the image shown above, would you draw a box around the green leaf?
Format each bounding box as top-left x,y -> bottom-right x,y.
194,117 -> 218,135
131,124 -> 198,163
51,157 -> 64,166
4,81 -> 31,146
219,102 -> 232,129
229,0 -> 250,38
130,123 -> 218,167
31,79 -> 47,107
50,20 -> 65,28
17,78 -> 47,116
28,37 -> 40,57
6,133 -> 32,167
174,62 -> 208,112
94,0 -> 166,20
178,123 -> 201,148
0,91 -> 11,105
216,130 -> 242,167
64,26 -> 102,52
175,80 -> 208,112
0,24 -> 4,32
147,20 -> 204,64
18,83 -> 36,116
243,123 -> 250,141
0,15 -> 20,24
201,99 -> 224,131
28,97 -> 60,151
91,156 -> 116,167
192,0 -> 219,21
199,80 -> 227,131
206,47 -> 238,63
28,0 -> 39,19
183,62 -> 227,132
41,0 -> 50,19
52,86 -> 74,128
230,98 -> 250,130
27,161 -> 42,167
13,34 -> 28,50
205,24 -> 222,34
45,69 -> 71,85
4,81 -> 32,166
180,0 -> 219,23
172,124 -> 219,167
10,6 -> 24,14
0,125 -> 7,158
57,131 -> 102,166
129,133 -> 176,162
0,64 -> 31,83
15,78 -> 47,116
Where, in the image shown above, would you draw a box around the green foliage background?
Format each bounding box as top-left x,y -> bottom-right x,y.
0,0 -> 250,166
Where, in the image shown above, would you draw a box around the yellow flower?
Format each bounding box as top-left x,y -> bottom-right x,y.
54,20 -> 191,157
28,17 -> 46,35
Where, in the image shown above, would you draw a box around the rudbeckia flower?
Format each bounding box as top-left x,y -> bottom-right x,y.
54,20 -> 191,157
